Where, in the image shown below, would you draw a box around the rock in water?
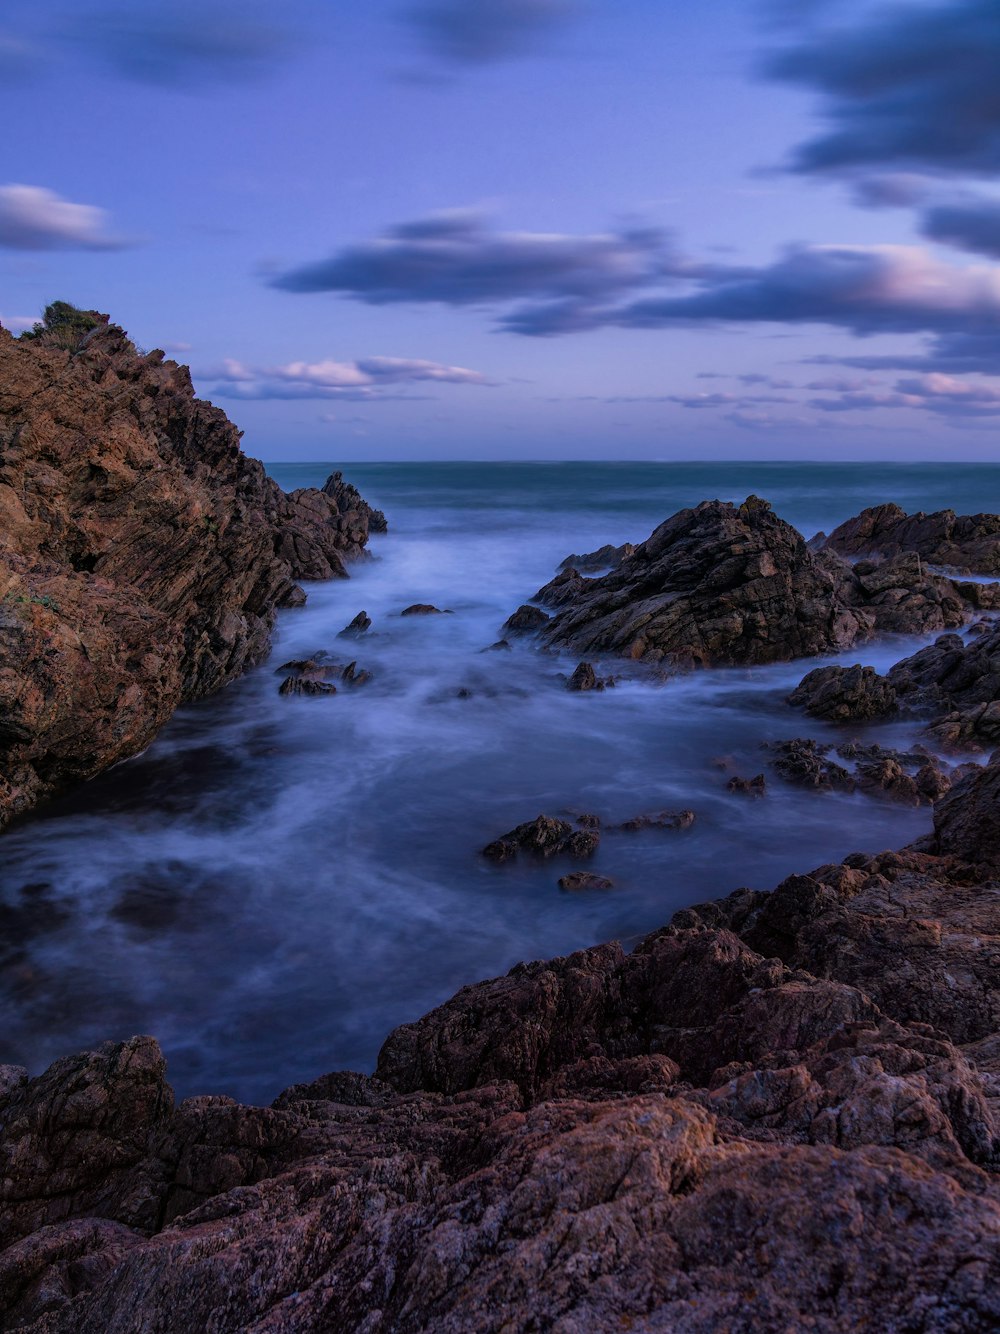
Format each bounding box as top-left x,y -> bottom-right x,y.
524,496 -> 985,667
501,603 -> 551,636
788,663 -> 899,721
482,814 -> 600,861
0,308 -> 380,828
557,541 -> 635,573
821,502 -> 1000,574
558,871 -> 615,891
337,610 -> 372,638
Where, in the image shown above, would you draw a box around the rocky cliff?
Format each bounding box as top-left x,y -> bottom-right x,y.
0,307 -> 380,828
1,757 -> 998,1331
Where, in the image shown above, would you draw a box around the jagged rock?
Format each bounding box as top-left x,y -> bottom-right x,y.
400,603 -> 450,616
558,871 -> 615,891
481,639 -> 511,652
888,626 -> 1000,751
727,773 -> 767,797
321,470 -> 387,534
931,761 -> 1000,870
0,311 -> 378,828
4,770 -> 1000,1329
618,808 -> 695,832
566,660 -> 615,692
788,663 -> 898,722
278,677 -> 337,697
500,604 -> 550,636
482,815 -> 599,862
558,541 -> 634,573
522,497 -> 984,669
337,610 -> 371,638
766,739 -> 856,792
821,502 -> 1000,574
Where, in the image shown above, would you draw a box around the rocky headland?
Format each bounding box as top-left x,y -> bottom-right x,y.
0,306 -> 381,828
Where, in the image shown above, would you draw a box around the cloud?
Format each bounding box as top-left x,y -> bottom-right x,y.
0,184 -> 128,251
405,0 -> 580,64
62,2 -> 297,88
201,353 -> 491,400
850,173 -> 934,210
807,372 -> 1000,418
765,0 -> 1000,176
270,211 -> 685,330
922,196 -> 1000,260
611,243 -> 1000,338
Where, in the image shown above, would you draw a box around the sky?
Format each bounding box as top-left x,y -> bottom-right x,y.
2,0 -> 1000,461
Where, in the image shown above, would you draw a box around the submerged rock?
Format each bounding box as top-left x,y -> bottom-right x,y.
618,808 -> 695,832
400,603 -> 451,616
0,309 -> 380,828
558,871 -> 615,891
278,676 -> 337,697
727,773 -> 767,797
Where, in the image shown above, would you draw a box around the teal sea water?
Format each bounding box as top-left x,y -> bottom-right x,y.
2,462 -> 999,1103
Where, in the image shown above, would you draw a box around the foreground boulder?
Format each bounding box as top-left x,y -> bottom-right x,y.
527,496 -> 984,667
820,502 -> 1000,574
2,764 -> 1000,1329
788,663 -> 899,722
0,308 -> 380,827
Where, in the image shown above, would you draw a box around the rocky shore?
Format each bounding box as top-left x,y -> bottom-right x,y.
2,341 -> 999,1329
0,307 -> 381,828
1,756 -> 998,1330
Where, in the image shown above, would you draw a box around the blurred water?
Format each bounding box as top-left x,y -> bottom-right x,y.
1,461 -> 997,1103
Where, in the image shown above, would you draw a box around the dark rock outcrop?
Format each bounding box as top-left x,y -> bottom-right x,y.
558,541 -> 635,573
337,610 -> 372,638
3,764 -> 1000,1329
821,502 -> 1000,574
890,625 -> 1000,751
0,311 -> 379,828
528,496 -> 982,667
789,663 -> 899,722
400,603 -> 450,616
482,814 -> 600,862
501,603 -> 551,636
558,870 -> 615,891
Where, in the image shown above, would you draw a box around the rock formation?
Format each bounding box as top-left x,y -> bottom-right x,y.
788,624 -> 1000,750
2,761 -> 1000,1330
0,307 -> 380,827
523,496 -> 989,667
819,502 -> 1000,575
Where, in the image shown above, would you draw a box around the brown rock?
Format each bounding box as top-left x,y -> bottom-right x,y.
822,502 -> 1000,574
558,871 -> 615,891
482,814 -> 599,862
0,311 -> 378,828
727,773 -> 767,797
500,603 -> 550,636
337,610 -> 371,638
788,662 -> 898,721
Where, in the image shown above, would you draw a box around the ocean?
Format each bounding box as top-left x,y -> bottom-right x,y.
2,461 -> 998,1103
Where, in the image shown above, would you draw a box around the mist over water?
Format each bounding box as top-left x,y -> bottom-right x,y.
2,462 -> 997,1103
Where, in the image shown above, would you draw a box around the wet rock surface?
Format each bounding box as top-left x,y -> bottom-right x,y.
520,496 -> 987,668
3,762 -> 1000,1330
482,814 -> 600,862
0,312 -> 378,828
820,502 -> 1000,575
557,541 -> 635,573
789,663 -> 899,722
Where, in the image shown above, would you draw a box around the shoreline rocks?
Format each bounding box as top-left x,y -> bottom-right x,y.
0,309 -> 381,828
3,760 -> 999,1330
